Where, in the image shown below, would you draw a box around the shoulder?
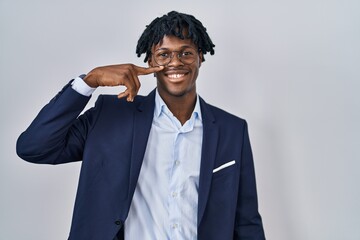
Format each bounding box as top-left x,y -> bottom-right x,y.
200,100 -> 250,144
200,97 -> 246,126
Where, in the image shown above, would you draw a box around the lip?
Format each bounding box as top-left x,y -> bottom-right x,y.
163,69 -> 189,82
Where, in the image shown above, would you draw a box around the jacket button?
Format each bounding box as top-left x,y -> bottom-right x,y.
115,220 -> 122,225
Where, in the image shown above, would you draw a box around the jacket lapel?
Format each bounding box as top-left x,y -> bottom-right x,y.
197,98 -> 219,226
127,90 -> 156,199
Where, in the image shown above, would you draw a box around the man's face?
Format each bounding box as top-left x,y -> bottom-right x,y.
148,35 -> 202,99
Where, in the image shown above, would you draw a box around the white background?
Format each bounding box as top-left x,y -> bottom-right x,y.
1,0 -> 359,239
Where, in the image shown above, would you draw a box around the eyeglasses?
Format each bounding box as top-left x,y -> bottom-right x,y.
152,47 -> 199,66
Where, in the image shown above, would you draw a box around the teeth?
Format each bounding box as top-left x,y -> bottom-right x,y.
168,74 -> 184,79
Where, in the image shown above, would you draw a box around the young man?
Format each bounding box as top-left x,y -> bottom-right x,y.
17,11 -> 265,240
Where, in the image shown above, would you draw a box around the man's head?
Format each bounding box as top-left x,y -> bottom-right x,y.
136,11 -> 215,99
136,11 -> 215,63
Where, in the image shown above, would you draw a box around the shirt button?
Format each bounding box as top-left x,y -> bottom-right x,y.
175,160 -> 180,166
172,223 -> 178,229
172,192 -> 178,198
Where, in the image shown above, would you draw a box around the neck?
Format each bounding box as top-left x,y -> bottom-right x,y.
158,90 -> 197,125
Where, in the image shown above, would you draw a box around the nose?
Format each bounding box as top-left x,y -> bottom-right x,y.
167,53 -> 184,67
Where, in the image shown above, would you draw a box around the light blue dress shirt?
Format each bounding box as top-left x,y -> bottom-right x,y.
124,90 -> 203,240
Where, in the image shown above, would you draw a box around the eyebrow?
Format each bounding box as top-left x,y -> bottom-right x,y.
155,45 -> 195,51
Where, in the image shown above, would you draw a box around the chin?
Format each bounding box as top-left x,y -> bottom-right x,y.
164,87 -> 189,97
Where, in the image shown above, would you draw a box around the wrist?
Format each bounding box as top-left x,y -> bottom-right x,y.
83,69 -> 100,88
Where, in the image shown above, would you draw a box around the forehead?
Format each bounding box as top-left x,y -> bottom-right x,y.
153,35 -> 197,50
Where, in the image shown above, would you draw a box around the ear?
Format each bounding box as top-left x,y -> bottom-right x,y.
198,51 -> 203,67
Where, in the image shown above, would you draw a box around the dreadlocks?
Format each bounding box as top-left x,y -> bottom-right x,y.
136,11 -> 215,63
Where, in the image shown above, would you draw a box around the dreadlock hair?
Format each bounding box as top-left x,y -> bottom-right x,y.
136,11 -> 215,63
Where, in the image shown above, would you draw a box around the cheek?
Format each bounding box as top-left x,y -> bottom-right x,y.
193,63 -> 201,77
191,68 -> 200,82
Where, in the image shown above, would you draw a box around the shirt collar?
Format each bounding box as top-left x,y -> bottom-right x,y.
154,89 -> 202,121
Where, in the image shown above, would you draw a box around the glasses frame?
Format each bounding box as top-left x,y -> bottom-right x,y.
152,47 -> 200,66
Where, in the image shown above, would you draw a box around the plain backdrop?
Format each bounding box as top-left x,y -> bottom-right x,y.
1,0 -> 359,239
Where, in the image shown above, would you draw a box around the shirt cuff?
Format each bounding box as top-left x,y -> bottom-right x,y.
71,76 -> 96,96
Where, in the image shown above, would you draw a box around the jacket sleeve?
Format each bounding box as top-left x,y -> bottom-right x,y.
234,121 -> 266,239
16,81 -> 102,165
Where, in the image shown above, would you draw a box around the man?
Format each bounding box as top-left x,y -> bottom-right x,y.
16,11 -> 265,239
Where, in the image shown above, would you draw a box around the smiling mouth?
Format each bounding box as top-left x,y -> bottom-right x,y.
167,73 -> 186,79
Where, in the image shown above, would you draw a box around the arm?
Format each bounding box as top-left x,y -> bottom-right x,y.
16,64 -> 164,164
16,81 -> 97,164
234,122 -> 266,239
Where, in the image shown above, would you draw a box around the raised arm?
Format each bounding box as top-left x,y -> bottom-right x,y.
16,64 -> 164,164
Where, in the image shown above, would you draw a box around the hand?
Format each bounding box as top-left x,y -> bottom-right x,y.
83,64 -> 164,102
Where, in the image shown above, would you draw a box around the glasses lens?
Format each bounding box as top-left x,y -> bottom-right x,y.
180,48 -> 197,65
154,50 -> 171,66
154,48 -> 198,66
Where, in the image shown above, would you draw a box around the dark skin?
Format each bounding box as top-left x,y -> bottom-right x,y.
84,35 -> 203,125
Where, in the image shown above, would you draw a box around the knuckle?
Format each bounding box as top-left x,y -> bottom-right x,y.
127,63 -> 135,71
124,68 -> 132,75
127,84 -> 135,91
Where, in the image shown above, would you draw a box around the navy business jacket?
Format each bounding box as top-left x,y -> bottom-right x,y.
16,82 -> 265,239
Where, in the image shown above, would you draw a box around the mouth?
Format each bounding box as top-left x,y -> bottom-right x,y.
167,73 -> 186,79
163,70 -> 189,82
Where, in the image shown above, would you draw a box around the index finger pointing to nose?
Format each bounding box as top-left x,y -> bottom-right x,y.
135,65 -> 164,76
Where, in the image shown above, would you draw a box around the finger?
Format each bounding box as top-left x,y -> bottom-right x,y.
128,67 -> 141,92
120,71 -> 139,102
135,65 -> 164,76
125,72 -> 140,101
117,90 -> 128,99
117,89 -> 134,102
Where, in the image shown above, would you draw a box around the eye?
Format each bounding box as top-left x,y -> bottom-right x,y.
182,51 -> 194,56
156,51 -> 170,58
